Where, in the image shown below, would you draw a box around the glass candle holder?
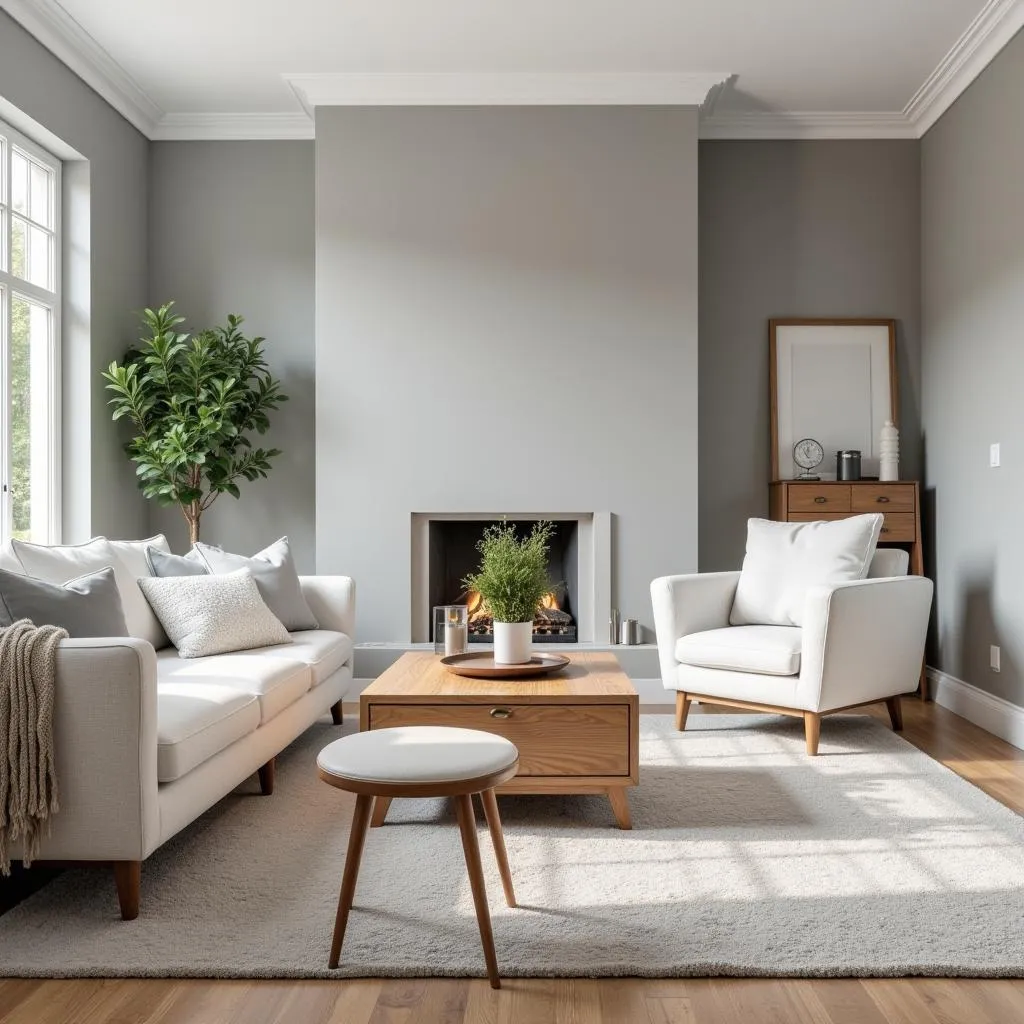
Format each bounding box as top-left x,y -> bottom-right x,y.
433,605 -> 469,657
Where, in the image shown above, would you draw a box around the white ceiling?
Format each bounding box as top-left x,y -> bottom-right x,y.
4,0 -> 1024,139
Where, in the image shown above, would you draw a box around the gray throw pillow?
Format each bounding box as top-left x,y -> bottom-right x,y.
146,546 -> 208,577
192,536 -> 318,632
0,566 -> 129,638
137,569 -> 291,658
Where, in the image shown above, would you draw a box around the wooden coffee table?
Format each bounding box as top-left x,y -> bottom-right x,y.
360,651 -> 639,828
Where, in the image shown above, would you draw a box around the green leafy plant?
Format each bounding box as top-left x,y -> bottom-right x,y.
102,302 -> 288,544
462,520 -> 558,624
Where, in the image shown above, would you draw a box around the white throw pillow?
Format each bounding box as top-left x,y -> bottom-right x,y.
730,514 -> 884,627
138,568 -> 291,658
11,536 -> 169,648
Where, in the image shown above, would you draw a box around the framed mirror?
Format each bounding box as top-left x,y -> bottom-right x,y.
770,318 -> 898,481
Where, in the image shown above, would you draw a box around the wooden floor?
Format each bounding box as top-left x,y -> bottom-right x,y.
3,698 -> 1024,1024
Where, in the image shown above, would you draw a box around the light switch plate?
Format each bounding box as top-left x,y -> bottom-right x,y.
990,645 -> 1001,672
990,443 -> 1001,467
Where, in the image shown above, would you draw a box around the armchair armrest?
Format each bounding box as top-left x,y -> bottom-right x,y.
300,576 -> 356,639
797,575 -> 933,712
34,637 -> 160,862
650,572 -> 741,690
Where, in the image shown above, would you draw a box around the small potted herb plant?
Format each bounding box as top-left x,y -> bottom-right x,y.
463,520 -> 557,665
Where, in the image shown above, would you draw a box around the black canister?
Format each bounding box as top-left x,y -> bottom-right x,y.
836,450 -> 862,481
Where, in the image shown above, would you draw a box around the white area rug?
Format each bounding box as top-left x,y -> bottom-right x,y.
2,714 -> 1024,979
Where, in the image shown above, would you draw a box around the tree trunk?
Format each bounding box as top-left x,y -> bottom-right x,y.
181,500 -> 201,545
188,516 -> 200,545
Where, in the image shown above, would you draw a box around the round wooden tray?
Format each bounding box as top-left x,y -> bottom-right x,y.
440,652 -> 571,679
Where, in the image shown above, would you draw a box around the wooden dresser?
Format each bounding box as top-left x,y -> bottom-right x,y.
769,480 -> 923,577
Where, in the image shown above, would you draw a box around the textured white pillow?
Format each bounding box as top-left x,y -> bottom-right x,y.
730,514 -> 884,627
138,569 -> 291,658
12,536 -> 169,648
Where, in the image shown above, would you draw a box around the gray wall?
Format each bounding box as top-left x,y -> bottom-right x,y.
315,106 -> 699,642
921,29 -> 1024,703
699,141 -> 922,570
0,11 -> 149,541
148,141 -> 316,569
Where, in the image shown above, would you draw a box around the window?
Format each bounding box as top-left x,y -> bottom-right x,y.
0,119 -> 60,544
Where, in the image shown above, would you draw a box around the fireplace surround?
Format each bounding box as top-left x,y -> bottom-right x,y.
411,512 -> 611,644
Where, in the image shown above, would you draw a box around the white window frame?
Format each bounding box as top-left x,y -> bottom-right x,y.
0,118 -> 61,545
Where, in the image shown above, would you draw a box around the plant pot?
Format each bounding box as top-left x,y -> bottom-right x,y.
493,621 -> 533,665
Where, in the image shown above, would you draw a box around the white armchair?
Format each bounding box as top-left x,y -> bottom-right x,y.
650,550 -> 933,754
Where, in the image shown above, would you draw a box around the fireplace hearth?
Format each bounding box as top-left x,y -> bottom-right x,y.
429,520 -> 579,644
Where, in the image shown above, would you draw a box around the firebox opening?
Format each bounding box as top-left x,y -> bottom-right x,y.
428,519 -> 579,644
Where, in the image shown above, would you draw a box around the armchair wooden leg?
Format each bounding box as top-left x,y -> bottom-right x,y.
886,696 -> 904,732
330,700 -> 344,725
258,757 -> 275,795
675,691 -> 691,732
803,712 -> 821,756
113,860 -> 140,921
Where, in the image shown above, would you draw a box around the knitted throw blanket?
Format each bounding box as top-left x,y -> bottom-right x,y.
0,619 -> 67,874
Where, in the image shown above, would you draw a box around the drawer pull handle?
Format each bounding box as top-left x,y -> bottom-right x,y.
814,496 -> 827,504
490,707 -> 512,720
876,496 -> 890,504
880,527 -> 890,533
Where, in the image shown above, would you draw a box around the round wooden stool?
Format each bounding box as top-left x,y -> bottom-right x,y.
317,725 -> 519,989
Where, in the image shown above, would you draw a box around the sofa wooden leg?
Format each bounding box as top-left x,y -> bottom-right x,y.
886,696 -> 904,732
258,757 -> 275,795
113,861 -> 140,921
330,700 -> 344,726
804,712 -> 821,756
675,691 -> 691,732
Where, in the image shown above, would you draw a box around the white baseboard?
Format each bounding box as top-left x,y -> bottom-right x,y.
928,666 -> 1024,751
347,677 -> 673,705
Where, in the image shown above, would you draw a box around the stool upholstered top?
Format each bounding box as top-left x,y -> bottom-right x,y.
318,726 -> 519,785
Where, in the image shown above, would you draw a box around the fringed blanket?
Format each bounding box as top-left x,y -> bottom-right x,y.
0,619 -> 66,873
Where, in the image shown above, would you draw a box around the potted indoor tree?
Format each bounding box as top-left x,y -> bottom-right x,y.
462,520 -> 557,665
102,302 -> 288,544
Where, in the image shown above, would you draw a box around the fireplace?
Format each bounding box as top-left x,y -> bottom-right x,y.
410,512 -> 610,645
428,520 -> 579,643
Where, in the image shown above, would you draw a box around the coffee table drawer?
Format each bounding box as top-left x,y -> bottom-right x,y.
368,703 -> 631,777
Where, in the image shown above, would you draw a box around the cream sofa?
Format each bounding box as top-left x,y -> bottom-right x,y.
651,549 -> 932,755
10,566 -> 355,919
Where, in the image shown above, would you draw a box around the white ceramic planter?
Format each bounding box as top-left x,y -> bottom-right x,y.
493,621 -> 533,665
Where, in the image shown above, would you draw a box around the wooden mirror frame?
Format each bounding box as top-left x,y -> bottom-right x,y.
769,318 -> 898,482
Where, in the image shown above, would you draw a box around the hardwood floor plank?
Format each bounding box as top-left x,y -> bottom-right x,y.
324,980 -> 385,1024
554,979 -> 602,1024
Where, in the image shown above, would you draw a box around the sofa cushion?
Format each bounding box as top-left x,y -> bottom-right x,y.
156,647 -> 312,725
0,565 -> 128,637
675,625 -> 803,677
730,515 -> 883,628
156,682 -> 260,783
263,630 -> 353,685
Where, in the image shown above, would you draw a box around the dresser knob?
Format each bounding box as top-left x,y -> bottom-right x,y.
814,496 -> 827,504
876,496 -> 890,503
490,707 -> 512,719
880,527 -> 890,533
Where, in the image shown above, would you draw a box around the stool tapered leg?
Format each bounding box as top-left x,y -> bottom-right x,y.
479,789 -> 516,907
455,792 -> 501,989
329,792 -> 373,969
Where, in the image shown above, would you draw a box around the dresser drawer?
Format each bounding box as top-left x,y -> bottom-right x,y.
851,484 -> 917,514
789,511 -> 916,542
787,485 -> 852,513
367,702 -> 631,777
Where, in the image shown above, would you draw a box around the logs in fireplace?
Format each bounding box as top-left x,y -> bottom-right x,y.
464,589 -> 577,643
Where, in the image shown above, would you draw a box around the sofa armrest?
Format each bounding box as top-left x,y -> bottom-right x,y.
33,636 -> 160,862
650,572 -> 741,690
797,575 -> 934,712
300,575 -> 356,640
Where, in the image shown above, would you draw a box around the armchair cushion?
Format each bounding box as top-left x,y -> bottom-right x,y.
730,514 -> 883,627
675,625 -> 802,677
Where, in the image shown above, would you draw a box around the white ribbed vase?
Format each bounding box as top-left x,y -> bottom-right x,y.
879,419 -> 900,481
493,621 -> 532,665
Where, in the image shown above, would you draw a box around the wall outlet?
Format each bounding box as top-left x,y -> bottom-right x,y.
990,443 -> 1001,467
990,645 -> 1001,672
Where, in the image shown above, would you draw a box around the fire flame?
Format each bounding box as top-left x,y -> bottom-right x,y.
464,590 -> 559,622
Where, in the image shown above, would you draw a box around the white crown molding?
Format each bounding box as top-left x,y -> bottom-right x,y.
283,72 -> 733,110
152,112 -> 314,141
905,0 -> 1024,136
699,110 -> 917,140
928,667 -> 1024,750
0,0 -> 162,136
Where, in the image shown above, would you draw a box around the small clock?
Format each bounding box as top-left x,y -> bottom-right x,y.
793,438 -> 824,480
